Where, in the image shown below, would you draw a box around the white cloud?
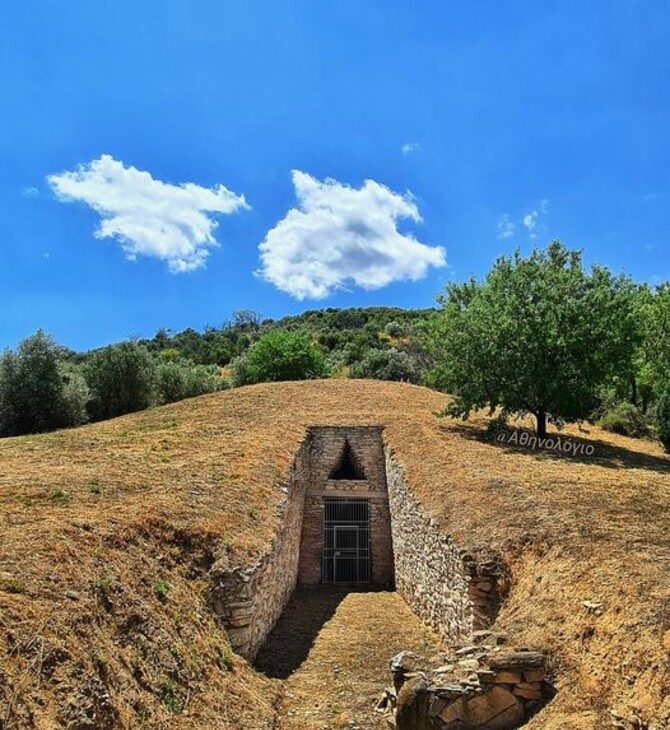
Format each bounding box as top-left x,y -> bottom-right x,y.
257,171 -> 446,299
22,186 -> 39,197
523,210 -> 539,238
497,199 -> 549,241
48,155 -> 249,272
497,214 -> 516,240
401,142 -> 421,155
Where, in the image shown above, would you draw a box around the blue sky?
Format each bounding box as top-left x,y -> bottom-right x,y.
1,1 -> 668,351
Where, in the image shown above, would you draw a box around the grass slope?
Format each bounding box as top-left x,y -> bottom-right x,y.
1,380 -> 669,729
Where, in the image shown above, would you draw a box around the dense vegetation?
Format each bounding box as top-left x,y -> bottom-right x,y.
429,242 -> 639,436
2,242 -> 670,450
0,307 -> 433,437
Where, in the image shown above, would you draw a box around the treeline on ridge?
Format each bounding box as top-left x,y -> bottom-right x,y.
3,242 -> 670,452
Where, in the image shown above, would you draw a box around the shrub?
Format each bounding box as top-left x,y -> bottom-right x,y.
232,331 -> 328,385
0,331 -> 69,436
598,402 -> 648,437
349,348 -> 421,384
60,364 -> 91,427
84,342 -> 156,421
155,360 -> 188,404
655,385 -> 670,452
384,321 -> 404,338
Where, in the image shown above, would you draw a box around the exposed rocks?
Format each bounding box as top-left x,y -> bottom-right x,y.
383,646 -> 553,730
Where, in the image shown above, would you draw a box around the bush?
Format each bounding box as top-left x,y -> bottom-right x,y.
384,321 -> 404,338
232,330 -> 328,385
60,364 -> 91,427
156,359 -> 226,403
85,342 -> 156,421
598,402 -> 648,437
349,348 -> 421,383
655,385 -> 670,452
0,331 -> 69,436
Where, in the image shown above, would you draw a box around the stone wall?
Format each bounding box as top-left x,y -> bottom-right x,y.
212,426 -> 503,662
210,439 -> 310,659
384,445 -> 474,646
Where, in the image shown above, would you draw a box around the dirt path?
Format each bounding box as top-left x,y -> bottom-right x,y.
255,589 -> 443,730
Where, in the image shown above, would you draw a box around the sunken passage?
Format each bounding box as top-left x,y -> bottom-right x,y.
212,425 -> 475,661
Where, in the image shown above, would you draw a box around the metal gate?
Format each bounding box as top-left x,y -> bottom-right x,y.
322,498 -> 371,585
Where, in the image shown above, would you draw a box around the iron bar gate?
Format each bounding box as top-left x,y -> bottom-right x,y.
322,497 -> 371,585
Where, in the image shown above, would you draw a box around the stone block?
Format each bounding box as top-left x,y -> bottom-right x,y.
438,686 -> 525,729
465,686 -> 524,729
492,671 -> 522,684
512,686 -> 543,700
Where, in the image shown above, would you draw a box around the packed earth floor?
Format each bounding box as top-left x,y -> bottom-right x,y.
255,588 -> 443,730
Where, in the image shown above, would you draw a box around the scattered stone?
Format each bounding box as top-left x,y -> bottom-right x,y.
388,644 -> 552,730
455,645 -> 479,656
582,600 -> 605,615
65,590 -> 80,601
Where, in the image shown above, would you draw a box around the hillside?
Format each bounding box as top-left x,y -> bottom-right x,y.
1,380 -> 669,729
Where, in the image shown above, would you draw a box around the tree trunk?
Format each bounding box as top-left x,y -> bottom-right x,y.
631,376 -> 638,407
536,408 -> 547,437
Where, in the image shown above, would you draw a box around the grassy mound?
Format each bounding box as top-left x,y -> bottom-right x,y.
1,381 -> 668,729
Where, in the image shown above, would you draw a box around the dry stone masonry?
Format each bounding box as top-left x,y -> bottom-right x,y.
380,642 -> 553,730
384,448 -> 473,644
210,439 -> 311,658
211,425 -> 507,671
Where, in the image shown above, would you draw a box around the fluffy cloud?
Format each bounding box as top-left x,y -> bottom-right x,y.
257,171 -> 446,299
48,155 -> 249,272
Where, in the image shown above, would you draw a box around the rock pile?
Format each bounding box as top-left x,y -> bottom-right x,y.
462,552 -> 509,630
377,638 -> 553,730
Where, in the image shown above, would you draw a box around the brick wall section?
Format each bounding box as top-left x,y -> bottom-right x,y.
298,426 -> 394,586
384,443 -> 474,645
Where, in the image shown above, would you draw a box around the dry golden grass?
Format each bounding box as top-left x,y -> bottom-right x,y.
1,380 -> 669,729
274,591 -> 442,730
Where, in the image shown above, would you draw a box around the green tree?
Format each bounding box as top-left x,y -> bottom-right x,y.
155,358 -> 225,404
655,383 -> 670,452
84,342 -> 156,421
232,330 -> 328,385
350,348 -> 421,383
430,241 -> 639,436
60,363 -> 91,427
0,330 -> 69,436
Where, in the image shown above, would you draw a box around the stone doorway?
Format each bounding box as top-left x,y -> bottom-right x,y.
297,426 -> 395,587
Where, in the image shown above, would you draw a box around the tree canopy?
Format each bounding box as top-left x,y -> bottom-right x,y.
429,241 -> 640,435
232,330 -> 328,385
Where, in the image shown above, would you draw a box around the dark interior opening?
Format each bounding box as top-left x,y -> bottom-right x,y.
329,439 -> 366,480
322,497 -> 371,584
